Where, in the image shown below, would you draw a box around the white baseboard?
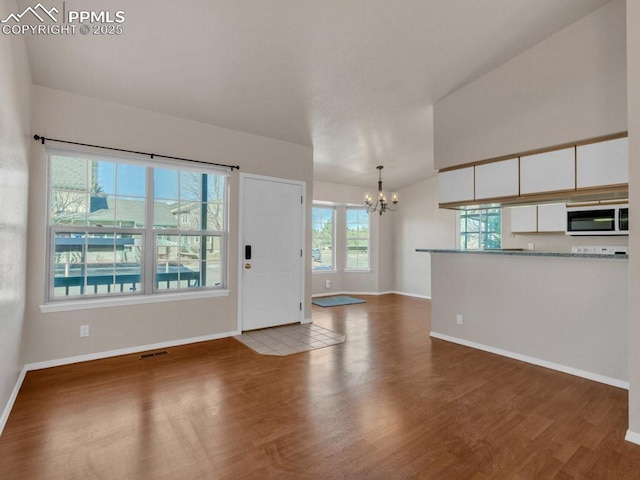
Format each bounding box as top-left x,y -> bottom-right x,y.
626,430 -> 640,445
430,331 -> 628,390
389,291 -> 431,300
25,330 -> 238,372
312,291 -> 429,299
0,366 -> 28,436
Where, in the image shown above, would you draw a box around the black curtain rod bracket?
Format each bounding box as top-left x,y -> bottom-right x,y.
33,134 -> 240,171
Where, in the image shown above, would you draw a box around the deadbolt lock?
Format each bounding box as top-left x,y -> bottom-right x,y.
245,263 -> 251,269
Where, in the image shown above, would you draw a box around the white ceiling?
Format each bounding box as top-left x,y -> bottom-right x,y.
20,0 -> 612,190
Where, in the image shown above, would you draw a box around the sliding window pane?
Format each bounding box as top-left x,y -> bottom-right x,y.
206,175 -> 225,202
206,203 -> 224,230
154,168 -> 179,201
115,197 -> 146,228
116,164 -> 146,198
51,190 -> 88,225
180,171 -> 202,201
94,160 -> 116,196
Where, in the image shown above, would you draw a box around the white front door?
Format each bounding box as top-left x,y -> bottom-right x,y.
240,174 -> 304,331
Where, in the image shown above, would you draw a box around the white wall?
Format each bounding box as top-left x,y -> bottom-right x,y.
434,0 -> 627,170
393,177 -> 456,298
626,0 -> 640,439
0,0 -> 31,432
25,86 -> 313,364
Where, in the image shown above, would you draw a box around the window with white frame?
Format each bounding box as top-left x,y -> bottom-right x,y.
459,208 -> 502,250
311,206 -> 335,271
48,149 -> 227,301
345,207 -> 369,270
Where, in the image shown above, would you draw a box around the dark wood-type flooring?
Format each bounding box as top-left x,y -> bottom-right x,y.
2,294 -> 640,479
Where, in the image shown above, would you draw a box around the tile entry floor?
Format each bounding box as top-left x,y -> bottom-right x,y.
233,323 -> 345,356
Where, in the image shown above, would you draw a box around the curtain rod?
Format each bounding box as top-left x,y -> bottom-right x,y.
33,135 -> 240,171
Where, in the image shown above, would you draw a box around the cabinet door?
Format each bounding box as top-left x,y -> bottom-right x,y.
537,203 -> 566,232
577,137 -> 628,188
510,206 -> 537,233
438,167 -> 474,204
475,158 -> 519,200
520,148 -> 575,195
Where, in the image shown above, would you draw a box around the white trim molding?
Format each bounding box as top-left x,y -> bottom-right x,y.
430,331 -> 628,390
40,289 -> 230,313
389,291 -> 431,300
312,291 -> 429,299
0,367 -> 28,436
25,330 -> 238,371
625,430 -> 640,446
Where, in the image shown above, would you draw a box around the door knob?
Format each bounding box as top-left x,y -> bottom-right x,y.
245,263 -> 251,269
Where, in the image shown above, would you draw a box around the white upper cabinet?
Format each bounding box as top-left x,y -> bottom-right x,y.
510,203 -> 566,233
537,203 -> 566,232
510,206 -> 537,233
576,137 -> 628,188
438,166 -> 474,204
474,158 -> 519,200
520,147 -> 575,195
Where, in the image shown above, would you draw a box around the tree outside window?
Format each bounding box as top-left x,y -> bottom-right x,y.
312,206 -> 335,270
346,207 -> 369,269
460,208 -> 501,250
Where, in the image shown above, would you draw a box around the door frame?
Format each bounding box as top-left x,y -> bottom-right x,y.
237,172 -> 306,332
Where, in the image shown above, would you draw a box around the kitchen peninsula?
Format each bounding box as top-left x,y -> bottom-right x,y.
418,248 -> 628,388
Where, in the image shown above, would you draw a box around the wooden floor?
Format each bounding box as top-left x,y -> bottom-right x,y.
2,294 -> 640,479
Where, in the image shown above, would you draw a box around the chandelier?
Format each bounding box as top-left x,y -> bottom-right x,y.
364,165 -> 398,215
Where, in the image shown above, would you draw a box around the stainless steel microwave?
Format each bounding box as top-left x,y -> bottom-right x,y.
566,205 -> 628,236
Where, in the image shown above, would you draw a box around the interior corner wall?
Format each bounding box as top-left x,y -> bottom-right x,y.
626,0 -> 640,439
393,176 -> 457,298
0,0 -> 32,432
433,0 -> 627,169
25,86 -> 313,364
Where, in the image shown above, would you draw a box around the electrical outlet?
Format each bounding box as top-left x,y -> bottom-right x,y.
325,280 -> 331,289
456,314 -> 463,325
80,325 -> 89,337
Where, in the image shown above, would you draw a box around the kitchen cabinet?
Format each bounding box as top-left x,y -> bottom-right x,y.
438,166 -> 474,204
520,147 -> 575,195
577,137 -> 628,188
510,206 -> 537,233
537,203 -> 566,232
510,203 -> 566,233
475,158 -> 519,200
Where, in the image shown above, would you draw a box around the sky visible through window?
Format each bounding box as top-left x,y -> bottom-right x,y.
95,162 -> 223,201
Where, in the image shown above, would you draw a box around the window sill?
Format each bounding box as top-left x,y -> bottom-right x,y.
40,289 -> 231,314
344,268 -> 372,273
312,268 -> 337,274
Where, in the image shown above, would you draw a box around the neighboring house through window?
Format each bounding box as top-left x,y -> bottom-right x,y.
48,149 -> 228,301
459,208 -> 502,250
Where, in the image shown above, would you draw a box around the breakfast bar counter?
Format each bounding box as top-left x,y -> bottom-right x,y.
420,248 -> 628,388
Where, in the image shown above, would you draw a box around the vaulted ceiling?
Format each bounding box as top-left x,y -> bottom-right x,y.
19,0 -> 612,190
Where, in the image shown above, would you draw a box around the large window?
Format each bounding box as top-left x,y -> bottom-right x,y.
48,149 -> 227,301
459,208 -> 502,250
311,206 -> 335,271
345,207 -> 369,270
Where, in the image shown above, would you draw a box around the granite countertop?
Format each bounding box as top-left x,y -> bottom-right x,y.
416,248 -> 629,260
